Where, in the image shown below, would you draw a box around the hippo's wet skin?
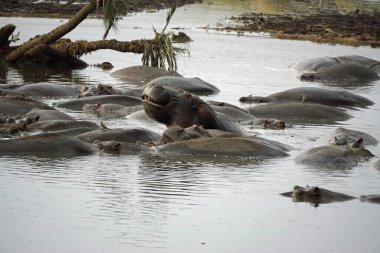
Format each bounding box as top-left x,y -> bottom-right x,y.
239,87 -> 374,108
0,82 -> 81,97
0,96 -> 55,116
280,185 -> 356,206
317,127 -> 378,147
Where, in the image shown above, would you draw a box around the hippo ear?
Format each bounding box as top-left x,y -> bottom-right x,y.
293,185 -> 302,190
112,143 -> 121,154
312,186 -> 320,195
81,86 -> 89,92
96,103 -> 102,110
34,116 -> 40,123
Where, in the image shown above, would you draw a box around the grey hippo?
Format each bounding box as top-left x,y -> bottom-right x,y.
292,55 -> 380,74
0,96 -> 54,116
239,87 -> 374,108
82,103 -> 143,118
141,83 -> 247,135
110,65 -> 182,85
28,120 -> 101,132
0,82 -> 81,97
317,127 -> 378,147
54,95 -> 142,111
247,102 -> 351,124
144,76 -> 220,96
0,133 -> 97,156
295,143 -> 374,168
280,185 -> 356,206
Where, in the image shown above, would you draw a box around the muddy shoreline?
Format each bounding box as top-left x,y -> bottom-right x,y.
210,10 -> 380,48
0,0 -> 201,18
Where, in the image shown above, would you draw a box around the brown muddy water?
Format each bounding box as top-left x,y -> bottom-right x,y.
1,1 -> 380,253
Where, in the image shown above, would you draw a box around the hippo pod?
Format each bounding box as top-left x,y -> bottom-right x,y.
0,82 -> 81,97
295,144 -> 374,168
239,87 -> 374,108
247,102 -> 351,124
0,133 -> 97,156
144,76 -> 220,96
141,83 -> 246,135
280,185 -> 356,206
110,65 -> 182,85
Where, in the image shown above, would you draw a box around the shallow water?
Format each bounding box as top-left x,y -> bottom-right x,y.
1,1 -> 380,253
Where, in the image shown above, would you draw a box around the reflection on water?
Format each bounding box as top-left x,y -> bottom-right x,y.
1,1 -> 380,253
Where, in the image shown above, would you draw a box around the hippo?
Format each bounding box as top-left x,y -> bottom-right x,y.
300,63 -> 379,84
317,127 -> 378,147
292,55 -> 380,74
154,137 -> 289,158
111,65 -> 182,85
82,103 -> 143,118
0,96 -> 55,116
360,195 -> 380,204
0,133 -> 97,156
144,76 -> 220,96
162,125 -> 212,143
76,128 -> 162,144
28,120 -> 101,132
0,82 -> 81,97
239,87 -> 374,108
54,95 -> 142,111
93,140 -> 153,155
141,83 -> 247,135
280,185 -> 356,206
79,84 -> 141,98
295,144 -> 374,167
247,102 -> 351,124
161,125 -> 292,153
26,108 -> 75,121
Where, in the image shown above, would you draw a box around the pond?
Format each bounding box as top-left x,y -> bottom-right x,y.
1,1 -> 380,253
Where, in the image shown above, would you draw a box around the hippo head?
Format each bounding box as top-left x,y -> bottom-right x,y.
162,125 -> 212,143
141,83 -> 220,129
239,95 -> 271,103
300,73 -> 317,82
292,185 -> 320,202
94,140 -> 121,154
264,119 -> 286,130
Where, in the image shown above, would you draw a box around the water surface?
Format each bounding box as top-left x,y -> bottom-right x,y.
1,1 -> 380,253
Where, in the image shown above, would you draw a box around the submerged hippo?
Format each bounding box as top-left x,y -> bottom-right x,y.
141,83 -> 246,134
295,144 -> 374,167
0,82 -> 81,97
111,65 -> 182,85
155,137 -> 289,158
292,55 -> 380,74
26,108 -> 75,121
360,194 -> 380,204
162,125 -> 212,143
94,140 -> 153,155
239,87 -> 374,108
82,103 -> 143,118
0,96 -> 54,116
144,76 -> 220,96
300,63 -> 379,84
79,84 -> 141,98
247,102 -> 351,124
280,185 -> 356,206
54,95 -> 142,111
317,127 -> 378,147
0,133 -> 97,156
76,128 -> 162,144
28,120 -> 101,132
